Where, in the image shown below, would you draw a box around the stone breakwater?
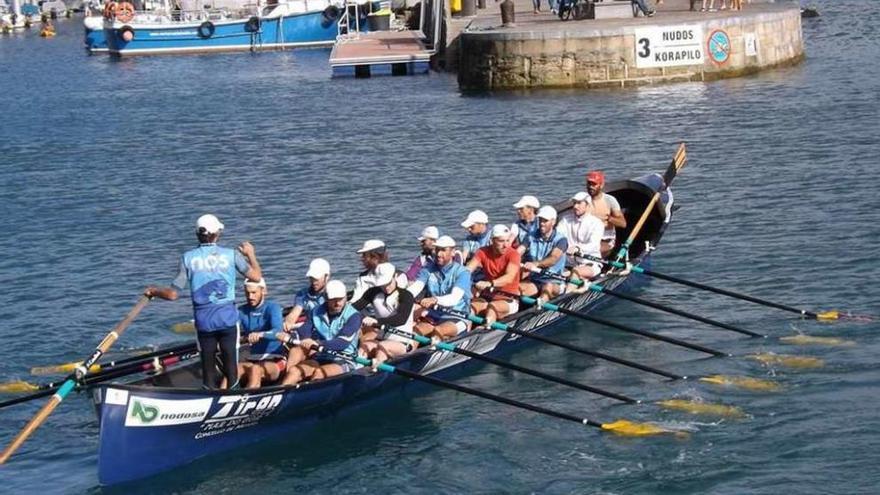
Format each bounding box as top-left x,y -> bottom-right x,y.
456,2 -> 803,91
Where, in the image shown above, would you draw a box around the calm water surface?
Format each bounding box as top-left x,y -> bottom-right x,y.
1,1 -> 878,493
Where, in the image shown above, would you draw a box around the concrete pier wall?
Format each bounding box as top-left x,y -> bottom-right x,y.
457,3 -> 803,91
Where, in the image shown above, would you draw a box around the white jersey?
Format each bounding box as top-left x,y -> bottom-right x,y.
557,211 -> 604,260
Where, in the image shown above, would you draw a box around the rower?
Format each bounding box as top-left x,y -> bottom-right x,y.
282,258 -> 330,332
279,280 -> 362,386
408,235 -> 473,340
404,225 -> 439,284
235,278 -> 286,389
467,224 -> 522,326
557,191 -> 605,285
519,206 -> 569,304
352,262 -> 418,365
460,210 -> 490,263
510,195 -> 540,254
353,239 -> 408,302
144,214 -> 262,390
586,170 -> 627,257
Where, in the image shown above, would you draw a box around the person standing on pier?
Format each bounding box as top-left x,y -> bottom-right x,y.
144,214 -> 262,390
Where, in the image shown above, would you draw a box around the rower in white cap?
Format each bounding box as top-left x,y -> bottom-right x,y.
352,262 -> 418,364
460,209 -> 490,263
467,224 -> 523,326
408,235 -> 473,340
282,258 -> 331,333
557,191 -> 605,284
519,206 -> 569,304
280,279 -> 363,386
405,226 -> 439,283
510,195 -> 541,254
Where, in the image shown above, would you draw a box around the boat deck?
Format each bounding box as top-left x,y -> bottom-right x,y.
329,30 -> 432,77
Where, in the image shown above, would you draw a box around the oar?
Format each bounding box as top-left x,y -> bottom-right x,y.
526,266 -> 765,338
435,307 -> 683,380
1,342 -> 197,394
316,345 -> 678,437
495,290 -> 726,357
28,341 -> 193,377
0,295 -> 150,464
580,253 -> 860,322
382,327 -> 638,403
0,349 -> 199,410
614,142 -> 687,263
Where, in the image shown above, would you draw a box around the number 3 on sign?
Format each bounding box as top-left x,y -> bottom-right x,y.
638,38 -> 651,58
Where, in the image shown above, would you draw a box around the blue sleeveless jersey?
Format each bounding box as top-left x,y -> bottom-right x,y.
515,218 -> 539,246
239,300 -> 285,359
463,230 -> 491,261
305,303 -> 361,360
293,287 -> 326,317
419,261 -> 472,320
526,229 -> 569,282
183,244 -> 238,332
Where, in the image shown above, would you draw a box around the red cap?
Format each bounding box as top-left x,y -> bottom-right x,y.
586,170 -> 605,186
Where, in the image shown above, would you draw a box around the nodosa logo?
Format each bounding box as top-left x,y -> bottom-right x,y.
125,396 -> 213,427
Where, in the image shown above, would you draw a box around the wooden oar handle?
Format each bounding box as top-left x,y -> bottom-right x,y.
0,383 -> 71,464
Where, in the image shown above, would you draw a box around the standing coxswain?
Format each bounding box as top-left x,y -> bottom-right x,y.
144,214 -> 262,390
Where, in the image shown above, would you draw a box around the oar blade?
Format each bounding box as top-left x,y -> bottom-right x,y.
815,310 -> 839,321
0,381 -> 40,394
749,353 -> 825,369
171,320 -> 195,334
30,362 -> 101,376
657,399 -> 746,418
600,419 -> 685,437
699,375 -> 782,392
780,335 -> 855,346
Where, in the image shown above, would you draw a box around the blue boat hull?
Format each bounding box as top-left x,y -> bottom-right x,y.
84,16 -> 108,53
94,174 -> 672,485
104,10 -> 351,56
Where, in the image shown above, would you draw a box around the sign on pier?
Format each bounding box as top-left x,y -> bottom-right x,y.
634,25 -> 705,69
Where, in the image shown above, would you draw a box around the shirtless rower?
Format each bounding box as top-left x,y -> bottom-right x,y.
279,280 -> 362,386
467,225 -> 522,326
352,262 -> 418,365
586,170 -> 627,257
519,206 -> 569,304
557,191 -> 605,286
408,235 -> 473,340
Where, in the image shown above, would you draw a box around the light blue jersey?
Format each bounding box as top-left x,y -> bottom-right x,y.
239,300 -> 285,360
525,229 -> 569,283
172,243 -> 249,333
417,261 -> 473,320
462,230 -> 492,262
293,286 -> 326,318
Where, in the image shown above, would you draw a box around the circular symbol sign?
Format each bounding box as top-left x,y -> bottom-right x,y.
707,29 -> 730,64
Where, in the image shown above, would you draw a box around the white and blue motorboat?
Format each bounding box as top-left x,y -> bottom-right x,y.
97,0 -> 369,56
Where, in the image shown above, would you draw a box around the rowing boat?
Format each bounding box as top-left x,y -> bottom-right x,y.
92,171 -> 674,485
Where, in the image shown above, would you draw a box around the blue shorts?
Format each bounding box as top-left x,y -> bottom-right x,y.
315,355 -> 360,372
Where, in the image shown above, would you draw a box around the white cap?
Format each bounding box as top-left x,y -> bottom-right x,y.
357,239 -> 386,254
461,210 -> 489,228
537,205 -> 558,220
306,258 -> 330,279
244,278 -> 266,289
325,279 -> 347,299
435,235 -> 456,248
418,226 -> 440,241
196,214 -> 224,234
513,195 -> 540,209
571,191 -> 592,204
373,262 -> 396,286
491,224 -> 511,238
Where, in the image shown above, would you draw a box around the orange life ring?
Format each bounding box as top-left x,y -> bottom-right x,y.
103,2 -> 118,19
116,2 -> 135,23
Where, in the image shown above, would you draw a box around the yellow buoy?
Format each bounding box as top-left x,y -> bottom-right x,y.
749,353 -> 825,369
657,399 -> 746,418
699,374 -> 782,392
780,335 -> 854,346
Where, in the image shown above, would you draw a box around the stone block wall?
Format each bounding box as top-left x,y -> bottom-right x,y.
457,5 -> 804,90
